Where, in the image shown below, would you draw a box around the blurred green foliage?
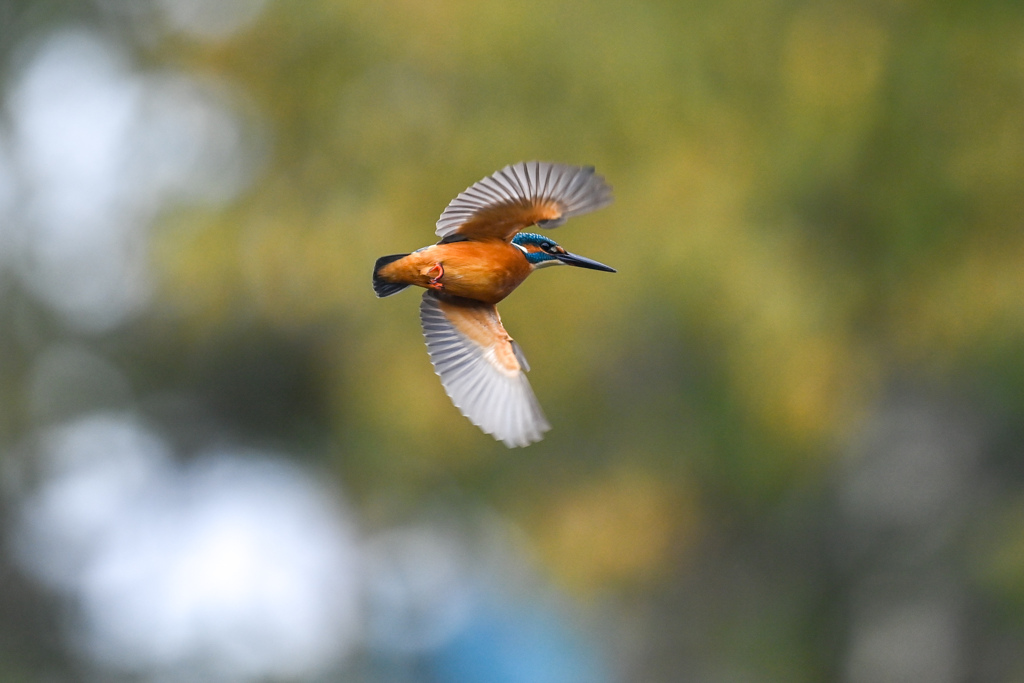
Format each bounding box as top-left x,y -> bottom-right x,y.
150,0 -> 1024,479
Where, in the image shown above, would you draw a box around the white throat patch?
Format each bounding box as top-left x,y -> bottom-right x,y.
533,258 -> 563,269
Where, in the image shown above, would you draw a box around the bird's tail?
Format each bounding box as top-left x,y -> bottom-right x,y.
372,254 -> 411,297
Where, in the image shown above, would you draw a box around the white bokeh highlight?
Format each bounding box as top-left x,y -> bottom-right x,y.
13,413 -> 360,681
4,30 -> 256,331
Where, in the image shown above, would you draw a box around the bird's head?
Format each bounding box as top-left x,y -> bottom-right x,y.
511,232 -> 616,272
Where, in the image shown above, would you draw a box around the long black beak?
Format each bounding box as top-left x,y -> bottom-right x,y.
555,251 -> 616,272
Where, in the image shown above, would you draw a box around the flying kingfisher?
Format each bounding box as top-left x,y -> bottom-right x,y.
372,161 -> 615,447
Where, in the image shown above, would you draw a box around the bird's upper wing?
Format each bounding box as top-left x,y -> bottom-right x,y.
420,291 -> 550,447
435,161 -> 613,242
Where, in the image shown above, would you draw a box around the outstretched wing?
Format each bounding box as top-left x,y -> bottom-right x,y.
419,291 -> 550,447
436,161 -> 613,242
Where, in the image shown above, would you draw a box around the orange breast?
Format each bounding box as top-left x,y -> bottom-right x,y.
381,240 -> 532,304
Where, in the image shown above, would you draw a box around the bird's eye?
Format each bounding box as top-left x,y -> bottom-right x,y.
541,242 -> 554,252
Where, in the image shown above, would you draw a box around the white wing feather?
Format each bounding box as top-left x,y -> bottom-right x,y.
420,292 -> 550,447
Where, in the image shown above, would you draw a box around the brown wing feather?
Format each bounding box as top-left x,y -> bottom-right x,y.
436,295 -> 520,373
454,200 -> 563,242
436,162 -> 613,242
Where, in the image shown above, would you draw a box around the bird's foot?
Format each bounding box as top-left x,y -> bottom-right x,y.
425,263 -> 444,290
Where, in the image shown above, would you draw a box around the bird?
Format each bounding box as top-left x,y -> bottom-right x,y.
372,161 -> 615,447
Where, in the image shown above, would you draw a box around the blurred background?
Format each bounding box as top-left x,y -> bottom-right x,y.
1,0 -> 1023,681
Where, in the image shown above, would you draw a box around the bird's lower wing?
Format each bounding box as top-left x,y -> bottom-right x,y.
435,161 -> 613,242
419,291 -> 550,447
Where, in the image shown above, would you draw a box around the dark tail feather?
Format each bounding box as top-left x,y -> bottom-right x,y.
373,254 -> 411,297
